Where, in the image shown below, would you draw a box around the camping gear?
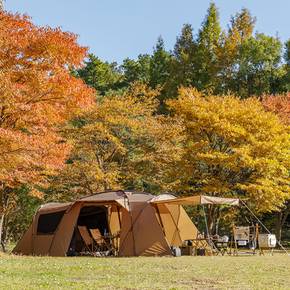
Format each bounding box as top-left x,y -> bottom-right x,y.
233,226 -> 250,246
239,200 -> 289,255
13,191 -> 241,257
78,226 -> 95,253
258,234 -> 277,248
89,228 -> 114,256
232,224 -> 258,255
258,234 -> 277,255
211,235 -> 229,255
171,246 -> 181,257
180,245 -> 194,256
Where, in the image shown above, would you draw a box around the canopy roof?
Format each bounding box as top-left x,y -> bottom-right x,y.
151,195 -> 239,206
38,193 -> 239,215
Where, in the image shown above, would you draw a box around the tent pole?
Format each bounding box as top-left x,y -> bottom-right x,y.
155,205 -> 166,235
202,205 -> 209,239
202,205 -> 218,254
240,200 -> 289,255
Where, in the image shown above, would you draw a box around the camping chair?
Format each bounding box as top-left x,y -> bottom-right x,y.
78,226 -> 95,254
89,228 -> 114,256
211,235 -> 230,256
231,225 -> 257,255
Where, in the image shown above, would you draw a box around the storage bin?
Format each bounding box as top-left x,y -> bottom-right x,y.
258,234 -> 276,248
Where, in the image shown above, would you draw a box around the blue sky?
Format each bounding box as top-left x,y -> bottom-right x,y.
5,0 -> 290,63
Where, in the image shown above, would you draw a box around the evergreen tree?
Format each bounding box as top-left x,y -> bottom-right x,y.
164,24 -> 196,101
121,54 -> 151,86
149,36 -> 171,89
282,39 -> 290,91
195,2 -> 222,91
77,54 -> 122,96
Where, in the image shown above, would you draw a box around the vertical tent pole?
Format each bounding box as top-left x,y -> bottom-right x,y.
202,205 -> 218,254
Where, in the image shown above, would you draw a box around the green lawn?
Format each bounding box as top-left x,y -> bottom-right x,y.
0,253 -> 289,289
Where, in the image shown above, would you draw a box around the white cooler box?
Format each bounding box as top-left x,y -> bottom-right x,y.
258,234 -> 277,248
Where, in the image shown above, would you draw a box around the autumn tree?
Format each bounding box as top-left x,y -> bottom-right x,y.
166,88 -> 290,234
217,8 -> 255,94
0,11 -> 94,249
47,84 -> 182,200
262,93 -> 290,240
263,94 -> 290,125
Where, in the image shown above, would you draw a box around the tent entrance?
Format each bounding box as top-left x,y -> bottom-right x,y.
67,205 -> 113,256
78,205 -> 109,234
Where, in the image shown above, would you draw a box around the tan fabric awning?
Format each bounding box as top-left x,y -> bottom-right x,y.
151,195 -> 239,206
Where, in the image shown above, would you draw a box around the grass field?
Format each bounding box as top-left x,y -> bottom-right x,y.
0,253 -> 289,289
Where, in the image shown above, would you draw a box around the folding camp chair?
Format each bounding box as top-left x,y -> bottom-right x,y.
89,228 -> 114,256
78,226 -> 95,254
212,235 -> 230,256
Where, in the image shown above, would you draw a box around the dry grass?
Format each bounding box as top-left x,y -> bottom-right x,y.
0,253 -> 289,289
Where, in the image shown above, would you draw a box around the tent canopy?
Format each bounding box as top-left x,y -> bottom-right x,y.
151,195 -> 239,206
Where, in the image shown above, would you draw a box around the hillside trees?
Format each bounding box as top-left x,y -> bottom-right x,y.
166,88 -> 290,234
77,4 -> 288,110
0,11 -> 95,249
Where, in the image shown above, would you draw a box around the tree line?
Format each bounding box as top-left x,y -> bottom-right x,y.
78,3 -> 290,113
0,3 -> 289,250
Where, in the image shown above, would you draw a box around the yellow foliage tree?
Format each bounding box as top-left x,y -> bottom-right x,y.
48,84 -> 182,199
166,88 -> 290,218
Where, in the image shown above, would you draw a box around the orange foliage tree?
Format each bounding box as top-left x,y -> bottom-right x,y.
262,93 -> 290,125
0,11 -> 94,249
262,93 -> 290,240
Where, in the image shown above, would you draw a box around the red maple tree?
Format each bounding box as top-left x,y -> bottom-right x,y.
0,11 -> 95,247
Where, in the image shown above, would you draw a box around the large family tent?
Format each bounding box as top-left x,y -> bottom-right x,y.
13,190 -> 239,257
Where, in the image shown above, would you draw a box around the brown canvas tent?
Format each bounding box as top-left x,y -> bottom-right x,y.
13,190 -> 239,257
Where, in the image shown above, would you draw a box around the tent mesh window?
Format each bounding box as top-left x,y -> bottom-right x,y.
37,211 -> 65,234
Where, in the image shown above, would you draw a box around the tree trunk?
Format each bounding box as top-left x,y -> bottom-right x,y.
275,211 -> 283,242
206,205 -> 215,236
275,202 -> 290,242
0,184 -> 12,252
0,213 -> 5,252
215,207 -> 221,236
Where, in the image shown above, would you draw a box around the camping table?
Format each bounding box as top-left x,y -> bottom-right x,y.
190,238 -> 213,256
210,236 -> 230,256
